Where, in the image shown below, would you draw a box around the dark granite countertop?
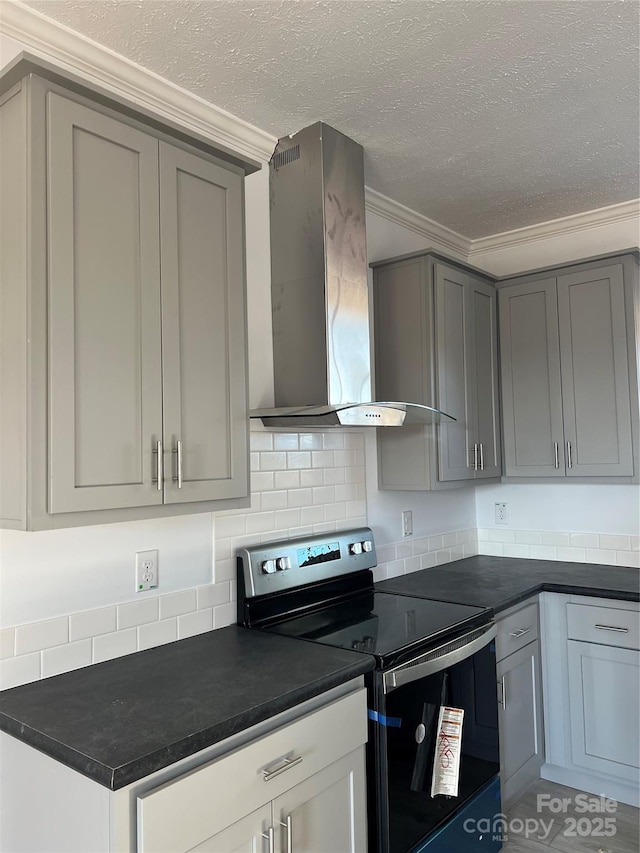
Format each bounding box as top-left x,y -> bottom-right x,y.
0,625 -> 374,790
376,555 -> 640,611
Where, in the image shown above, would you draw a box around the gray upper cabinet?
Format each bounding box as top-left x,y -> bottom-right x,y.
499,255 -> 638,479
373,252 -> 501,490
0,64 -> 250,529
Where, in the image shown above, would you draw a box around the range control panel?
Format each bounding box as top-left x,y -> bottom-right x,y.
238,527 -> 377,598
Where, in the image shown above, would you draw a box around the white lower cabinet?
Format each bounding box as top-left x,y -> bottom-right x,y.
540,593 -> 640,807
0,682 -> 368,853
495,600 -> 544,805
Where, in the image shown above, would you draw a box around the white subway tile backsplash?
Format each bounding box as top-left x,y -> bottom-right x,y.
273,433 -> 299,450
395,542 -> 413,560
178,609 -> 213,639
515,531 -> 542,546
259,490 -> 289,511
299,469 -> 324,488
288,451 -> 312,469
249,432 -> 273,451
334,450 -> 355,467
214,558 -> 236,583
442,532 -> 458,548
213,602 -> 237,628
311,450 -> 334,468
0,628 -> 15,659
346,500 -> 366,518
0,652 -> 41,689
42,639 -> 92,677
502,544 -> 530,559
69,607 -> 116,642
15,617 -> 68,655
599,534 -> 631,551
345,433 -> 364,449
300,505 -> 325,526
246,512 -> 276,534
630,536 -> 640,551
377,545 -> 396,563
312,485 -> 335,505
259,451 -> 287,471
215,537 -> 233,560
569,533 -> 599,549
274,508 -> 302,529
556,547 -> 587,562
436,549 -> 452,565
335,483 -> 357,502
476,528 -> 491,541
449,545 -> 465,561
159,590 -> 197,620
412,538 -> 430,555
138,618 -> 178,651
420,552 -> 437,569
117,598 -> 159,630
250,452 -> 260,471
541,532 -> 571,547
274,470 -> 300,490
489,529 -> 516,544
528,545 -> 557,560
324,468 -> 346,485
93,628 -> 137,663
322,433 -> 345,450
479,542 -> 503,556
405,556 -> 422,574
197,584 -> 230,610
617,551 -> 640,568
251,471 -> 275,491
214,514 -> 247,538
287,488 -> 313,508
585,548 -> 617,564
386,560 -> 405,578
325,502 -> 347,522
428,535 -> 444,552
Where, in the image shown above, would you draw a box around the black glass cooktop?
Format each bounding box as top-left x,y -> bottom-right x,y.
264,591 -> 491,668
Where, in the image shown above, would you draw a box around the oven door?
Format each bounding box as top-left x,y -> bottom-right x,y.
372,624 -> 501,853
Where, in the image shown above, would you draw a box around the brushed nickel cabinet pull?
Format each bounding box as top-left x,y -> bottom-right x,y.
595,624 -> 629,633
152,440 -> 163,491
471,443 -> 478,471
479,442 -> 484,471
567,440 -> 573,469
509,628 -> 531,639
173,440 -> 183,489
554,441 -> 559,469
263,754 -> 303,782
280,815 -> 293,853
502,675 -> 507,710
262,826 -> 275,853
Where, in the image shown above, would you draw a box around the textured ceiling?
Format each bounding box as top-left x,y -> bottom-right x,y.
25,0 -> 640,238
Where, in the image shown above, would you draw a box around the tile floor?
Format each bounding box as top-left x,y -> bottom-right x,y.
502,780 -> 639,852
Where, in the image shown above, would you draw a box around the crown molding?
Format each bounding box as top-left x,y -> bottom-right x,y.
0,0 -> 276,164
364,187 -> 471,257
469,199 -> 640,256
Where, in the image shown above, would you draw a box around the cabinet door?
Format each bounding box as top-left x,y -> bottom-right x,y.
469,279 -> 501,478
499,278 -> 564,477
567,640 -> 640,782
273,748 -> 367,853
188,805 -> 271,853
159,143 -> 248,503
47,93 -> 163,513
434,263 -> 474,482
497,640 -> 544,803
557,264 -> 634,476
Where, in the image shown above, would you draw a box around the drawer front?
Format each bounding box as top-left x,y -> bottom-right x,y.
567,602 -> 640,650
496,602 -> 539,661
137,687 -> 368,853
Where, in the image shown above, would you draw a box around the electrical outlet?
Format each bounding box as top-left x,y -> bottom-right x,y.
136,549 -> 158,592
402,510 -> 413,537
494,502 -> 509,525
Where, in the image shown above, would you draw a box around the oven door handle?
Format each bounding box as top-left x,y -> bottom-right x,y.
383,623 -> 497,694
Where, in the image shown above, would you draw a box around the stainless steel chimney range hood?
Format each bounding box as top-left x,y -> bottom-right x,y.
250,122 -> 455,429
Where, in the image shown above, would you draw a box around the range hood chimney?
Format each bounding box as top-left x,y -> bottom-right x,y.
250,122 -> 455,428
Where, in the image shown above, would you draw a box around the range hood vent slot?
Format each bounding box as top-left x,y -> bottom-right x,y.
272,144 -> 300,169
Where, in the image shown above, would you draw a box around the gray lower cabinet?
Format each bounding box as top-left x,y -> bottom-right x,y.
0,66 -> 249,529
499,254 -> 638,479
496,600 -> 545,805
373,252 -> 501,490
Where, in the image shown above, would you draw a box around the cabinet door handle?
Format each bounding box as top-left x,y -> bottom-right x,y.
262,826 -> 275,853
554,441 -> 559,469
567,440 -> 573,469
479,442 -> 484,471
173,440 -> 183,489
280,815 -> 293,853
595,624 -> 629,633
152,440 -> 163,491
262,754 -> 303,782
497,676 -> 507,710
471,443 -> 478,471
508,628 -> 531,639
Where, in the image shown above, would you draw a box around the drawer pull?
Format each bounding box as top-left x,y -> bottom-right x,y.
263,754 -> 303,782
595,624 -> 629,633
280,815 -> 293,853
508,628 -> 531,639
262,826 -> 275,853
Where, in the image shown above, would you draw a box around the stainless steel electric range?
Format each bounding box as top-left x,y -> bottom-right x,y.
238,527 -> 502,853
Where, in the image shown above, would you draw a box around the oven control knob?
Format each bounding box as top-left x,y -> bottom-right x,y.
275,557 -> 291,571
349,542 -> 363,555
261,559 -> 277,574
362,540 -> 373,552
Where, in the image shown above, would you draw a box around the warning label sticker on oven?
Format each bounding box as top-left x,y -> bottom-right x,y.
430,706 -> 464,798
